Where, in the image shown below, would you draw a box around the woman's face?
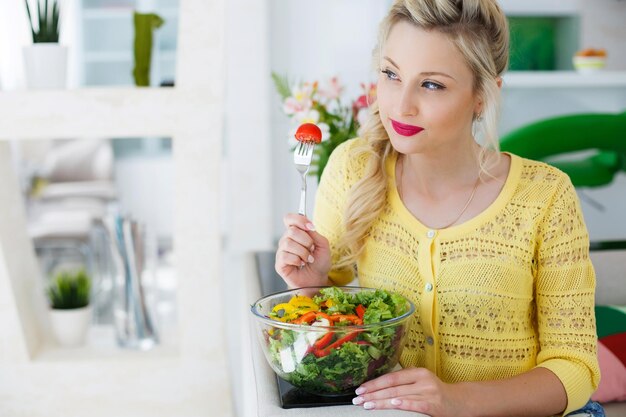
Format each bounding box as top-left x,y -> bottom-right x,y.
377,20 -> 481,156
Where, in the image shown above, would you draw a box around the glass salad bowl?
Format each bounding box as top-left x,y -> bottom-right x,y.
250,286 -> 415,396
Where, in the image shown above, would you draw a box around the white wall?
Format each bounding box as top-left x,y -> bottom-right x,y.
268,0 -> 390,242
223,0 -> 273,253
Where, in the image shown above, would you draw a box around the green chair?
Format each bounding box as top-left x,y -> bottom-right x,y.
499,111 -> 626,249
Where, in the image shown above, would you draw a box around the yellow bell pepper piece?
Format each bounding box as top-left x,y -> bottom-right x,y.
289,295 -> 319,310
272,303 -> 296,314
271,296 -> 321,322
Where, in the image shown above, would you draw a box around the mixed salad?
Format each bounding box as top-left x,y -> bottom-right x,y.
262,287 -> 411,394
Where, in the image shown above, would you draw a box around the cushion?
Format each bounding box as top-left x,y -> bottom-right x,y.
592,306 -> 626,403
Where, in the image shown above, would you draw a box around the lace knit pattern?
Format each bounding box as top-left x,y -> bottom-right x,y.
313,138 -> 600,415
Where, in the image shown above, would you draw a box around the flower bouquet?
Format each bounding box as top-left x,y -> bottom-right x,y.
272,73 -> 376,181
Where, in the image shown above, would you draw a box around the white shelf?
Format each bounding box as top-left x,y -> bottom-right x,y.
83,8 -> 134,19
498,0 -> 579,16
0,0 -> 230,414
0,87 -> 217,139
503,71 -> 626,88
85,51 -> 133,62
35,325 -> 179,362
83,6 -> 178,19
84,51 -> 176,63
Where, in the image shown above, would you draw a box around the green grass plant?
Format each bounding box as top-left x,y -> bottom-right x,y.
25,0 -> 61,43
47,269 -> 91,309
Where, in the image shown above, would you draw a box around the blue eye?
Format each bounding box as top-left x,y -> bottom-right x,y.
422,81 -> 444,90
381,69 -> 399,81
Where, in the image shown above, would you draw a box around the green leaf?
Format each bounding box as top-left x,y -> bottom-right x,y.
271,72 -> 291,100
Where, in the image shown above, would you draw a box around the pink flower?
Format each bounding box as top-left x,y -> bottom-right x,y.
361,82 -> 377,104
353,83 -> 377,122
353,94 -> 368,110
318,77 -> 344,101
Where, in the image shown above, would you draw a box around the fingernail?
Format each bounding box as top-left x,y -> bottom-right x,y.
352,397 -> 364,405
308,255 -> 315,263
306,222 -> 316,231
300,262 -> 305,268
391,398 -> 401,406
310,244 -> 315,252
363,402 -> 375,410
355,387 -> 366,395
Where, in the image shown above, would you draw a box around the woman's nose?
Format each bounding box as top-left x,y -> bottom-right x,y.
397,87 -> 417,117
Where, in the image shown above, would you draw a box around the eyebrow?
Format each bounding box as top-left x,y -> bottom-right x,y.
383,56 -> 456,81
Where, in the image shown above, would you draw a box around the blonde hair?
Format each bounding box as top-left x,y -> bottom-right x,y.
335,0 -> 509,270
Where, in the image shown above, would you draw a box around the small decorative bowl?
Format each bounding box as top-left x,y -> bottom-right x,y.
573,55 -> 606,74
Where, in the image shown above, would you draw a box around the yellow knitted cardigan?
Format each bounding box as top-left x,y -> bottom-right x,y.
313,138 -> 600,415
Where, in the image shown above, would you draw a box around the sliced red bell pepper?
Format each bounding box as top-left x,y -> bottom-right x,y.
355,304 -> 366,320
329,314 -> 363,326
313,331 -> 360,357
292,311 -> 317,325
315,312 -> 333,322
313,332 -> 334,350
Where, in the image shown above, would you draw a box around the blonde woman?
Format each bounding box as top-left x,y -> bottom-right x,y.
275,1 -> 602,415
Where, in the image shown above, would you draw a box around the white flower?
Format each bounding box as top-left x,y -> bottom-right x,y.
283,96 -> 311,115
283,82 -> 316,115
318,77 -> 344,102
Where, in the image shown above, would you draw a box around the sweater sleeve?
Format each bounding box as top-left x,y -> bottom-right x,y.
312,139 -> 360,285
533,174 -> 601,416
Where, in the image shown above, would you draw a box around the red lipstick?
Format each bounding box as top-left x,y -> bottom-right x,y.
390,119 -> 424,137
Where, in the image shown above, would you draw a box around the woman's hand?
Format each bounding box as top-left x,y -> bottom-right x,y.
352,368 -> 467,417
275,214 -> 332,288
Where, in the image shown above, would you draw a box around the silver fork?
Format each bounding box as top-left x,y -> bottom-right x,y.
293,141 -> 315,216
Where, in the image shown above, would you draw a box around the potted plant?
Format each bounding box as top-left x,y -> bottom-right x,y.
23,0 -> 67,89
46,268 -> 92,347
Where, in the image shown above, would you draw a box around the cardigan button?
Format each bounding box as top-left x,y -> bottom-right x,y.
426,337 -> 434,346
426,230 -> 435,238
425,283 -> 433,292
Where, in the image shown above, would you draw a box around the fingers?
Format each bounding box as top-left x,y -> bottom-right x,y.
353,384 -> 415,402
283,213 -> 316,232
276,250 -> 306,269
352,368 -> 441,415
357,368 -> 426,395
275,213 -> 332,287
283,214 -> 327,247
279,226 -> 315,263
353,397 -> 431,415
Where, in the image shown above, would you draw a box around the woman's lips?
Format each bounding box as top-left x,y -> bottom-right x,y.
390,119 -> 424,137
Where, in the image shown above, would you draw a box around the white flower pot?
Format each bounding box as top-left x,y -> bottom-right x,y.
49,306 -> 92,347
23,44 -> 68,89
